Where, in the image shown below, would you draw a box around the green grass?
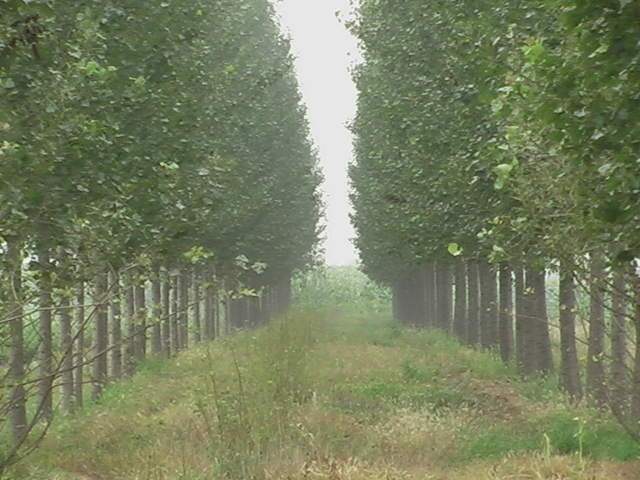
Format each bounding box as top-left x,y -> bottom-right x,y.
460,424 -> 542,460
545,411 -> 640,461
6,308 -> 640,480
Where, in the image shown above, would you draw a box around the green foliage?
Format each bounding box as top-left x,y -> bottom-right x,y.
0,0 -> 322,468
350,0 -> 640,280
458,424 -> 542,461
293,266 -> 391,313
0,0 -> 321,280
189,312 -> 318,479
545,412 -> 640,461
457,410 -> 640,463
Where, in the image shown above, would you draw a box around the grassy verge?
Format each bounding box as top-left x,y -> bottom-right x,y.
8,309 -> 640,479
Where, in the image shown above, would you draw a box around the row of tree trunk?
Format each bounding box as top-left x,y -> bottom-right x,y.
391,255 -> 640,418
1,250 -> 293,456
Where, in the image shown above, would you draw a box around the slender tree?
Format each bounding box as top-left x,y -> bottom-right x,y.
558,262 -> 582,401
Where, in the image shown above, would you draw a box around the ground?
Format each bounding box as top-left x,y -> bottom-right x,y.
9,308 -> 640,479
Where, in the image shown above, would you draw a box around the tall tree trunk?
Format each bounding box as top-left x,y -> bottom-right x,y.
402,275 -> 412,325
283,275 -> 293,313
134,277 -> 147,361
215,284 -> 222,336
520,268 -> 537,376
259,289 -> 269,326
92,270 -> 109,400
529,267 -> 553,374
6,237 -> 27,443
59,294 -> 74,413
37,242 -> 53,421
411,269 -> 427,327
230,296 -> 244,329
192,268 -> 201,342
124,274 -> 136,376
170,274 -> 179,352
74,283 -> 85,409
424,263 -> 436,328
151,267 -> 162,355
211,267 -> 219,337
498,264 -> 513,363
630,272 -> 640,419
178,270 -> 189,350
436,262 -> 452,331
467,260 -> 480,346
392,281 -> 399,322
610,267 -> 628,412
586,253 -> 607,407
224,292 -> 232,335
558,261 -> 582,401
161,269 -> 171,358
514,266 -> 528,374
479,260 -> 498,350
453,258 -> 467,341
109,270 -> 122,380
204,271 -> 214,340
398,278 -> 408,324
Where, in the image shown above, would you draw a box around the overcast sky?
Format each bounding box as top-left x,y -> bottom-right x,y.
274,0 -> 361,266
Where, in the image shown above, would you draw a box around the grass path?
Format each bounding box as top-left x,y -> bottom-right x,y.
10,309 -> 640,479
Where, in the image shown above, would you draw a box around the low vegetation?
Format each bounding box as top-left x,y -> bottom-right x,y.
7,273 -> 639,479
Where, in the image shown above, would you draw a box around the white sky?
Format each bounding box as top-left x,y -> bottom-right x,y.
274,0 -> 361,266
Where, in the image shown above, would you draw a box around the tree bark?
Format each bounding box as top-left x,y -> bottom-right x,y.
6,237 -> 28,443
436,262 -> 452,332
37,242 -> 53,421
124,274 -> 136,376
520,268 -> 537,376
230,296 -> 245,329
161,269 -> 171,357
109,270 -> 122,380
92,270 -> 109,400
410,269 -> 427,327
204,270 -> 214,340
260,288 -> 269,326
151,266 -> 162,355
59,294 -> 74,413
134,277 -> 147,361
74,283 -> 85,409
466,260 -> 480,346
479,260 -> 498,350
395,278 -> 407,324
192,268 -> 201,342
558,261 -> 582,401
215,283 -> 222,336
529,267 -> 553,374
170,273 -> 179,352
610,267 -> 628,412
630,272 -> 640,419
514,266 -> 528,374
178,270 -> 189,350
424,263 -> 436,328
392,281 -> 399,322
498,264 -> 513,363
586,253 -> 607,407
453,258 -> 467,340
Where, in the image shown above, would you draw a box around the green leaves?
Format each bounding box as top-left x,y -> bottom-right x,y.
0,0 -> 320,288
448,243 -> 463,257
523,40 -> 546,64
352,0 -> 640,278
593,201 -> 630,225
493,163 -> 515,191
